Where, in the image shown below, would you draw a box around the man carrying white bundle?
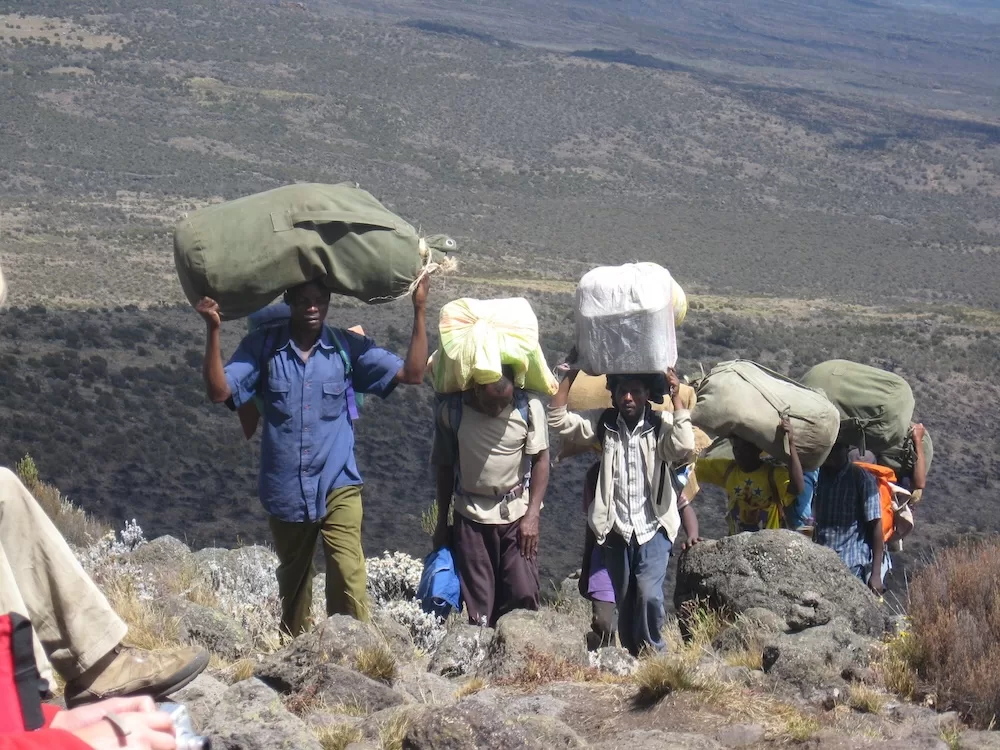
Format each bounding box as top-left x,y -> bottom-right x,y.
549,366 -> 701,656
430,365 -> 551,627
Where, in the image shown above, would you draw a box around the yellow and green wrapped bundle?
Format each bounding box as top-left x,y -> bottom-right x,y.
430,297 -> 558,395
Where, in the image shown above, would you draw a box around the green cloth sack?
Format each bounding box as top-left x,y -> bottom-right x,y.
878,428 -> 932,478
174,183 -> 457,319
692,360 -> 840,471
800,360 -> 914,455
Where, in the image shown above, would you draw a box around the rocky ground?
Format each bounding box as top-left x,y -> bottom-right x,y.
81,527 -> 1000,750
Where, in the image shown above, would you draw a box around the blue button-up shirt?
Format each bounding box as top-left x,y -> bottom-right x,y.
224,325 -> 403,522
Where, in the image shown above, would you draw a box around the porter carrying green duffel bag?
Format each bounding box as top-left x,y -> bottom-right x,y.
174,182 -> 457,319
800,360 -> 914,455
692,360 -> 840,470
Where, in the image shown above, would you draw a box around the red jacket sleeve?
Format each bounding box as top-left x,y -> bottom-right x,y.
0,706 -> 92,750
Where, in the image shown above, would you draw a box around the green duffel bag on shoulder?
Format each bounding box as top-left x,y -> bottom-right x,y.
692,360 -> 841,471
174,182 -> 457,319
800,360 -> 914,455
878,426 -> 932,479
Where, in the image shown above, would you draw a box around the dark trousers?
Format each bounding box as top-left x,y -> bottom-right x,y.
453,512 -> 540,626
603,528 -> 671,656
589,600 -> 617,650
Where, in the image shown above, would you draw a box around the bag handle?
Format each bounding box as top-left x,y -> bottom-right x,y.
272,209 -> 407,233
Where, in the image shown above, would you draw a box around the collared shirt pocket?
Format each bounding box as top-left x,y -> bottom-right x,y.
321,380 -> 347,420
266,375 -> 292,420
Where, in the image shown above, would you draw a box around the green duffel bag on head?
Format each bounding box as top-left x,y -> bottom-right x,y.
878,426 -> 932,479
800,360 -> 914,455
692,360 -> 840,471
174,182 -> 457,320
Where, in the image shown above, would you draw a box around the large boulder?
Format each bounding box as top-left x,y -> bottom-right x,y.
761,617 -> 878,694
427,623 -> 491,678
162,596 -> 252,660
675,530 -> 888,638
257,615 -> 385,678
257,660 -> 404,713
477,610 -> 588,681
202,678 -> 323,750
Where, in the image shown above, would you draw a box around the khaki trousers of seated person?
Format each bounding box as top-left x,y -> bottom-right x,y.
0,468 -> 127,687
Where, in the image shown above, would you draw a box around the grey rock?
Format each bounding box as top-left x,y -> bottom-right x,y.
714,724 -> 766,748
257,660 -> 404,713
257,615 -> 386,680
427,623 -> 491,677
166,673 -> 226,732
401,702 -> 541,749
712,609 -> 785,655
762,617 -> 877,693
588,647 -> 638,676
506,694 -> 569,718
550,572 -> 592,630
515,715 -> 587,748
961,731 -> 1000,750
675,530 -> 888,638
372,607 -> 417,662
128,535 -> 192,569
394,664 -> 458,706
592,729 -> 724,749
478,609 -> 588,681
345,744 -> 379,750
203,678 -> 323,750
162,596 -> 252,660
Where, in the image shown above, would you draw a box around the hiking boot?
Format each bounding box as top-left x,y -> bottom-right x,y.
63,644 -> 209,708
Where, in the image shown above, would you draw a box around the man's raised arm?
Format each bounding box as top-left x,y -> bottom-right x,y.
197,297 -> 232,404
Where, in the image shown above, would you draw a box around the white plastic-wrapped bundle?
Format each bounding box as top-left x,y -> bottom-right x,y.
575,262 -> 679,375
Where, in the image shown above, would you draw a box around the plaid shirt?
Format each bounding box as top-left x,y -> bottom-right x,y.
813,463 -> 881,571
612,414 -> 660,545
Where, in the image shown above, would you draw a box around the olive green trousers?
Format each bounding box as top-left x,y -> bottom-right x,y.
268,485 -> 369,637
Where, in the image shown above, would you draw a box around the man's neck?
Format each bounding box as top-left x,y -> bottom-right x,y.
289,325 -> 322,358
619,411 -> 643,432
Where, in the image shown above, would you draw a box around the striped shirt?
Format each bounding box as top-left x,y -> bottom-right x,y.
612,414 -> 660,545
813,463 -> 881,571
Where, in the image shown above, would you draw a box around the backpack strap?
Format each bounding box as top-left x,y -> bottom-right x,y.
595,408 -> 617,448
2,613 -> 45,731
767,464 -> 786,526
328,327 -> 359,423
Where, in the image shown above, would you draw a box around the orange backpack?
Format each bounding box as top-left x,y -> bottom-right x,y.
854,462 -> 897,543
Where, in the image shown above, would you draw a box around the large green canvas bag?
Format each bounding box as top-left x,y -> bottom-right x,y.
800,360 -> 914,455
878,427 -> 932,478
692,360 -> 840,470
174,183 -> 457,319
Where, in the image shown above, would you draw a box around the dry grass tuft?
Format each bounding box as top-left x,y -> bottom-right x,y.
874,630 -> 921,700
680,599 -> 728,649
354,645 -> 398,685
104,575 -> 181,650
377,712 -> 410,750
313,724 -> 363,750
216,657 -> 256,685
633,654 -> 697,706
724,645 -> 764,671
454,676 -> 486,699
906,541 -> 1000,728
847,683 -> 886,714
494,646 -> 604,688
16,454 -> 110,548
778,708 -> 822,741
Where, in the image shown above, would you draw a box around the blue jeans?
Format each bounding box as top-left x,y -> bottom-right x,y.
602,528 -> 672,656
